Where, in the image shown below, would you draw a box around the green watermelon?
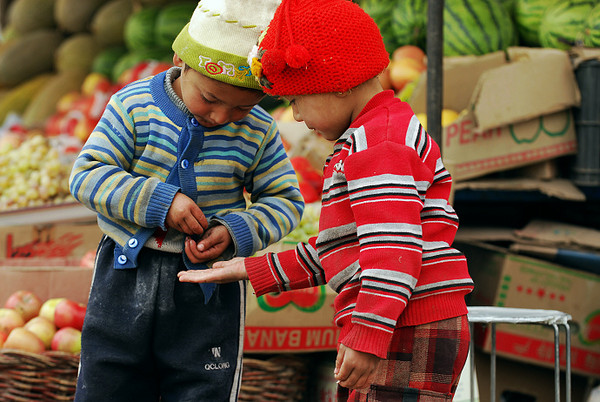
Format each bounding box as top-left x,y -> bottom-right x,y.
583,3 -> 600,47
155,2 -> 197,49
514,0 -> 560,46
124,6 -> 161,51
390,0 -> 428,51
112,49 -> 171,82
92,45 -> 129,78
443,0 -> 517,56
359,0 -> 399,53
539,0 -> 596,49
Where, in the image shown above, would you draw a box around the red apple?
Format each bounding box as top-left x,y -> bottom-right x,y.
24,316 -> 56,349
51,327 -> 82,353
54,299 -> 86,331
39,298 -> 66,324
81,72 -> 112,97
389,58 -> 426,92
73,115 -> 98,143
4,290 -> 43,322
56,91 -> 84,114
0,330 -> 7,348
3,327 -> 46,354
0,308 -> 25,334
392,45 -> 427,65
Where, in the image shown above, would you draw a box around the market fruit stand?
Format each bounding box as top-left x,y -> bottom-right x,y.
2,0 -> 600,400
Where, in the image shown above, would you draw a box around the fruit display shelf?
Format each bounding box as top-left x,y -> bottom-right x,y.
0,203 -> 96,227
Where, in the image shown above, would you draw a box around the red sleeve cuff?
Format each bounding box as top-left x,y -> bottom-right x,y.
245,254 -> 281,297
340,324 -> 393,359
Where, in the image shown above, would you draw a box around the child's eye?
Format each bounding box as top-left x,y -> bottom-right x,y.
202,95 -> 216,104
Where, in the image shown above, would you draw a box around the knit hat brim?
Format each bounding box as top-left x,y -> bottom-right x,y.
173,23 -> 261,90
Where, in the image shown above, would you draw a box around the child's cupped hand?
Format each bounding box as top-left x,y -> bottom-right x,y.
184,225 -> 231,263
166,192 -> 208,235
178,256 -> 248,283
334,344 -> 380,391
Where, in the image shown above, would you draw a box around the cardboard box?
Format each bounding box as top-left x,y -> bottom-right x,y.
245,283 -> 338,353
0,265 -> 94,305
460,241 -> 600,377
0,222 -> 102,262
410,47 -> 580,181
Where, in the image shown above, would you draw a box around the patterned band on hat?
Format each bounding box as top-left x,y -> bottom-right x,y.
173,24 -> 258,90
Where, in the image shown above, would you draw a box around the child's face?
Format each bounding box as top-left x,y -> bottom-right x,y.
285,93 -> 353,141
173,54 -> 265,127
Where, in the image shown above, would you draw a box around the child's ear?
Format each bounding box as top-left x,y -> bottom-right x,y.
173,53 -> 183,67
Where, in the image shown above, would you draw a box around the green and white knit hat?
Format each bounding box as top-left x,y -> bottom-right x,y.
172,0 -> 281,90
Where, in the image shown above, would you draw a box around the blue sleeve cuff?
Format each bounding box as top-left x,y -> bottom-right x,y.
213,214 -> 254,257
145,182 -> 180,229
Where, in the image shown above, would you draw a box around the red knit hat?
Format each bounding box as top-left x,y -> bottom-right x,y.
248,0 -> 389,96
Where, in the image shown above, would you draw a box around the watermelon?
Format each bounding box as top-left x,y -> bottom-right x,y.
514,0 -> 560,46
539,0 -> 596,50
92,46 -> 129,79
155,2 -> 197,49
443,0 -> 517,57
112,49 -> 171,83
359,0 -> 399,53
124,6 -> 161,51
583,3 -> 600,47
390,0 -> 428,51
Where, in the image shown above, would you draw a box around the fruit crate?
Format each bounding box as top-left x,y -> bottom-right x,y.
0,351 -> 308,401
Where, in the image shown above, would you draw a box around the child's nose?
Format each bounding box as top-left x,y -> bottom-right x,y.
210,108 -> 230,125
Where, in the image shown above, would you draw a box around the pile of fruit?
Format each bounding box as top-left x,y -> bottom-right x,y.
0,290 -> 86,354
0,0 -> 191,213
359,0 -> 600,55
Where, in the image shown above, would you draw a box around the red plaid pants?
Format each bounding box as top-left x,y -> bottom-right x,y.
337,314 -> 470,402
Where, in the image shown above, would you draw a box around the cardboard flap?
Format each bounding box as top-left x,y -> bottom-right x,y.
472,50 -> 581,131
409,51 -> 507,114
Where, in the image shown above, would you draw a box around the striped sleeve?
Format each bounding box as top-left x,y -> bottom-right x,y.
69,90 -> 179,229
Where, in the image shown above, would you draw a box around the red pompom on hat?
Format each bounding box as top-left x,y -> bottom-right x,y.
250,0 -> 389,96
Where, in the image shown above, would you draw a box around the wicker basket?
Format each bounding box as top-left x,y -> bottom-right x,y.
240,355 -> 308,401
0,350 -> 308,401
0,350 -> 79,401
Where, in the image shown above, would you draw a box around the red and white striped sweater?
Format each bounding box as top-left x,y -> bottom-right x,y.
245,90 -> 474,358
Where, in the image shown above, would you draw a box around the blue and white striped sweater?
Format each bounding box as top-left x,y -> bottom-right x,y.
70,70 -> 303,269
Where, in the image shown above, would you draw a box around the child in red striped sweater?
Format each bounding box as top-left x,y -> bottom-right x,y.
180,0 -> 474,400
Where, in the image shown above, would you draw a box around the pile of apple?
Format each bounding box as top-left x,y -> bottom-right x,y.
380,45 -> 427,97
0,290 -> 85,354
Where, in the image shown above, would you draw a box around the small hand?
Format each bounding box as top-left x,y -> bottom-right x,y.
166,192 -> 208,235
178,257 -> 248,284
184,225 -> 232,264
334,344 -> 380,390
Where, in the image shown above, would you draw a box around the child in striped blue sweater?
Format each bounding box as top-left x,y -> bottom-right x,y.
69,1 -> 302,401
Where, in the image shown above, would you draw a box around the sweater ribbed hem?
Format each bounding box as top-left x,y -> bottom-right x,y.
340,324 -> 392,359
146,182 -> 180,228
245,254 -> 280,296
396,291 -> 470,327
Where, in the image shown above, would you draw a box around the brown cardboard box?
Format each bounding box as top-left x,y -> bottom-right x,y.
0,222 -> 102,262
410,47 -> 580,181
460,241 -> 600,377
245,284 -> 338,353
0,265 -> 94,305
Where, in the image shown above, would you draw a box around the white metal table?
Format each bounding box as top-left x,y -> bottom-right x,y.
467,306 -> 572,402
